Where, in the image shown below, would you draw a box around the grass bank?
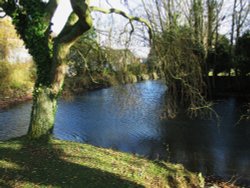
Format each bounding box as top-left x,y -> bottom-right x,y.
0,137 -> 204,188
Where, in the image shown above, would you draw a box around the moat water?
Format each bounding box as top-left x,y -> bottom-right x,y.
0,81 -> 249,184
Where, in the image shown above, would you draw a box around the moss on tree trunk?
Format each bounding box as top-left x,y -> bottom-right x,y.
27,44 -> 69,140
28,87 -> 57,140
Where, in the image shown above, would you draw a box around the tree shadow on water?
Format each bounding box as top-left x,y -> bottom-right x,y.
0,137 -> 143,188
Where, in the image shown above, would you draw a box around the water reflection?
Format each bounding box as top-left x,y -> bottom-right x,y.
162,98 -> 250,182
0,102 -> 31,140
0,81 -> 249,183
54,81 -> 166,154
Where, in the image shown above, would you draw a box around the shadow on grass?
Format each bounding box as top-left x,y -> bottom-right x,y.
0,137 -> 143,188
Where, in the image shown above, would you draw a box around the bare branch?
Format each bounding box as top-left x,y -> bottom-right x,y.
90,6 -> 152,42
56,0 -> 93,45
117,21 -> 134,48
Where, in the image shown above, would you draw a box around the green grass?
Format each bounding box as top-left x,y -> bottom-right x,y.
0,137 -> 204,188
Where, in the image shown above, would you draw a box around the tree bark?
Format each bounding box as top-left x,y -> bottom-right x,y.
27,43 -> 72,140
28,87 -> 57,140
27,0 -> 93,140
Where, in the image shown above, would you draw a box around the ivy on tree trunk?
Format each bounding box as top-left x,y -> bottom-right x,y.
0,0 -> 93,140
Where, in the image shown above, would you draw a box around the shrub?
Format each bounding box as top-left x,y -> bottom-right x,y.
0,62 -> 35,97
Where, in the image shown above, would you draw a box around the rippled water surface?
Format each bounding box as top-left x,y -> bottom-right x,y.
0,80 -> 250,183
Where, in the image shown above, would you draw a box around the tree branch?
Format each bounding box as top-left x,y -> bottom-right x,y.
55,0 -> 93,45
45,0 -> 61,21
90,6 -> 152,42
50,0 -> 93,94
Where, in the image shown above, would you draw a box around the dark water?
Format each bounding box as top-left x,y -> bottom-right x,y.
0,81 -> 250,183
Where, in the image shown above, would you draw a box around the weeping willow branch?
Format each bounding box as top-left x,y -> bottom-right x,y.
236,103 -> 250,125
90,6 -> 152,42
152,29 -> 214,119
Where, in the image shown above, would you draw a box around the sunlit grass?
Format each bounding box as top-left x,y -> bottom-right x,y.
0,160 -> 23,170
0,137 -> 204,188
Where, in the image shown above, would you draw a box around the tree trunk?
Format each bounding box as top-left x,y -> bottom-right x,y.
1,0 -> 93,140
230,0 -> 237,54
28,86 -> 57,140
28,43 -> 68,140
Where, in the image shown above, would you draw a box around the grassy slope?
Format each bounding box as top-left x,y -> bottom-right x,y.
0,137 -> 204,188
